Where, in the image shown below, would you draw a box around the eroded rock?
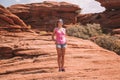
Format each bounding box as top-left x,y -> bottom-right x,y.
0,4 -> 28,32
8,1 -> 81,31
77,0 -> 120,34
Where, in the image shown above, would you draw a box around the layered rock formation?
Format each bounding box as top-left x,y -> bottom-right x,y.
0,32 -> 120,80
8,1 -> 81,31
77,0 -> 120,33
0,5 -> 28,32
0,1 -> 120,79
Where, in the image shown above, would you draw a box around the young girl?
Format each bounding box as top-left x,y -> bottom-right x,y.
52,19 -> 67,72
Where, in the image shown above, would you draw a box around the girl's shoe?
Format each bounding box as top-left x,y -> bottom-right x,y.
61,68 -> 65,72
59,69 -> 62,72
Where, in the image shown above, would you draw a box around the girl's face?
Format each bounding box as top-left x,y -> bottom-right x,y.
58,21 -> 63,27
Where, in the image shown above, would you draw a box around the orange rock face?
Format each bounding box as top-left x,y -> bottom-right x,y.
0,32 -> 120,80
8,1 -> 81,31
0,5 -> 28,32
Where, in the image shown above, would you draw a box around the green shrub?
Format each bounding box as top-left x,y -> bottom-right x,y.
66,23 -> 103,39
93,35 -> 120,55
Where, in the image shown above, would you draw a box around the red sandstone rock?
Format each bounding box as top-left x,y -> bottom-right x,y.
8,1 -> 81,31
0,32 -> 120,80
96,0 -> 120,10
77,0 -> 120,34
0,4 -> 28,32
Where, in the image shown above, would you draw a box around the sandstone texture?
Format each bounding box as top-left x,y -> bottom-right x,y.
8,1 -> 81,31
0,31 -> 120,80
0,5 -> 28,32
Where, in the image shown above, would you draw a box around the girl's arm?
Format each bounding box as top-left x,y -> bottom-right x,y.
52,29 -> 56,41
65,29 -> 67,44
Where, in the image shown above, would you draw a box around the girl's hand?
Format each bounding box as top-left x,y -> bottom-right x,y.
55,41 -> 57,44
66,42 -> 67,44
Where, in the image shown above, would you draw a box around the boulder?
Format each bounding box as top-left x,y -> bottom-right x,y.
8,1 -> 81,31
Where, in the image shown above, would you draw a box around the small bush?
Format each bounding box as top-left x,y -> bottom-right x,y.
66,23 -> 103,39
93,35 -> 120,55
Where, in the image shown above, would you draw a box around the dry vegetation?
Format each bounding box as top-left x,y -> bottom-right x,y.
66,23 -> 103,39
66,23 -> 120,55
94,35 -> 120,55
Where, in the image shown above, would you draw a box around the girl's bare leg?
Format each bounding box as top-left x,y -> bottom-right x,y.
61,48 -> 66,70
56,48 -> 62,70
